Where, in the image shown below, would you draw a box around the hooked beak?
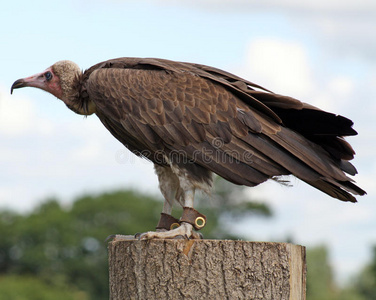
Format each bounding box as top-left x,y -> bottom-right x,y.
11,79 -> 28,94
10,72 -> 46,95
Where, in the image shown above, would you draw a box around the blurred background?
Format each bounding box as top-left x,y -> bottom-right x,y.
0,1 -> 375,299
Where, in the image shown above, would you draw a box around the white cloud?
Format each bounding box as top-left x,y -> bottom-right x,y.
69,139 -> 103,163
334,204 -> 373,224
160,0 -> 376,60
0,89 -> 34,135
0,87 -> 54,136
328,76 -> 355,99
162,0 -> 376,14
310,75 -> 356,111
241,38 -> 314,98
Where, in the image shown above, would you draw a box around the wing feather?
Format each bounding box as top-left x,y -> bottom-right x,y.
83,58 -> 365,202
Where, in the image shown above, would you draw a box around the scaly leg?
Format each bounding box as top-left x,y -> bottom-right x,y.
139,188 -> 203,239
154,165 -> 180,232
155,198 -> 179,232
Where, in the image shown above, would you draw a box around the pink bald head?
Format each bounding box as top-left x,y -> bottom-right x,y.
11,66 -> 63,99
11,61 -> 93,115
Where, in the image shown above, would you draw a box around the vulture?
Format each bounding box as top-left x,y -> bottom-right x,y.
11,57 -> 366,239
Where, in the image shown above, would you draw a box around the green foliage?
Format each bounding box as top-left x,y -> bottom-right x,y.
0,187 -> 269,299
1,186 -> 373,300
306,245 -> 371,300
306,246 -> 339,300
0,190 -> 162,300
0,275 -> 87,300
337,288 -> 366,300
352,246 -> 376,300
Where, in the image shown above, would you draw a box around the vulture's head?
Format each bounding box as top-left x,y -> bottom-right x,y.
11,60 -> 81,101
11,61 -> 95,115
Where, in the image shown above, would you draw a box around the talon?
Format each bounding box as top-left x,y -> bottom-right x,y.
139,232 -> 154,240
135,223 -> 196,240
105,234 -> 117,242
190,232 -> 204,240
134,232 -> 141,239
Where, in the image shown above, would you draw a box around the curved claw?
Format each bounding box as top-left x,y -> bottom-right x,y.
191,232 -> 204,240
105,234 -> 117,242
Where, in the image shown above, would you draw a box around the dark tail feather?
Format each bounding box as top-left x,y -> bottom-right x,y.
251,92 -> 358,161
304,178 -> 366,203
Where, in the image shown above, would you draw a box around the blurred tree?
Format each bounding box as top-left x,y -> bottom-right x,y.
352,245 -> 376,300
0,191 -> 162,300
306,245 -> 367,300
0,186 -> 271,299
306,245 -> 339,300
1,186 -> 371,300
0,275 -> 86,300
337,287 -> 366,300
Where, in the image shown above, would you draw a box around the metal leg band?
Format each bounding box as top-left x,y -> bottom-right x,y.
156,213 -> 180,230
180,207 -> 207,230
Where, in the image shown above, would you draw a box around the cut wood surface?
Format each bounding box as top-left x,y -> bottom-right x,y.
108,239 -> 306,300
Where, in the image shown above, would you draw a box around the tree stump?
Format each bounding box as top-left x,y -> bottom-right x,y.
108,239 -> 306,300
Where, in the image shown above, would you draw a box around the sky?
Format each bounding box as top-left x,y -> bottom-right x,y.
1,0 -> 375,284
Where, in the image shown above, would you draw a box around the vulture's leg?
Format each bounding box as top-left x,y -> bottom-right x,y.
155,193 -> 180,232
154,165 -> 181,232
106,166 -> 181,242
139,188 -> 204,239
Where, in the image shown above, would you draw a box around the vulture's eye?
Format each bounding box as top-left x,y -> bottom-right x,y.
45,71 -> 52,81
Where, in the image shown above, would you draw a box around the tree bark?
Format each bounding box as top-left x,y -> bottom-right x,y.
108,239 -> 306,300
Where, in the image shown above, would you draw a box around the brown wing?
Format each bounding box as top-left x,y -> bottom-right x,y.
84,58 -> 365,202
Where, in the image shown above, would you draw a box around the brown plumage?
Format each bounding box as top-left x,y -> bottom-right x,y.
11,57 -> 366,238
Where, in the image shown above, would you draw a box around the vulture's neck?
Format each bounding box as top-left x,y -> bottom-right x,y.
63,92 -> 96,116
52,60 -> 96,116
60,74 -> 96,116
